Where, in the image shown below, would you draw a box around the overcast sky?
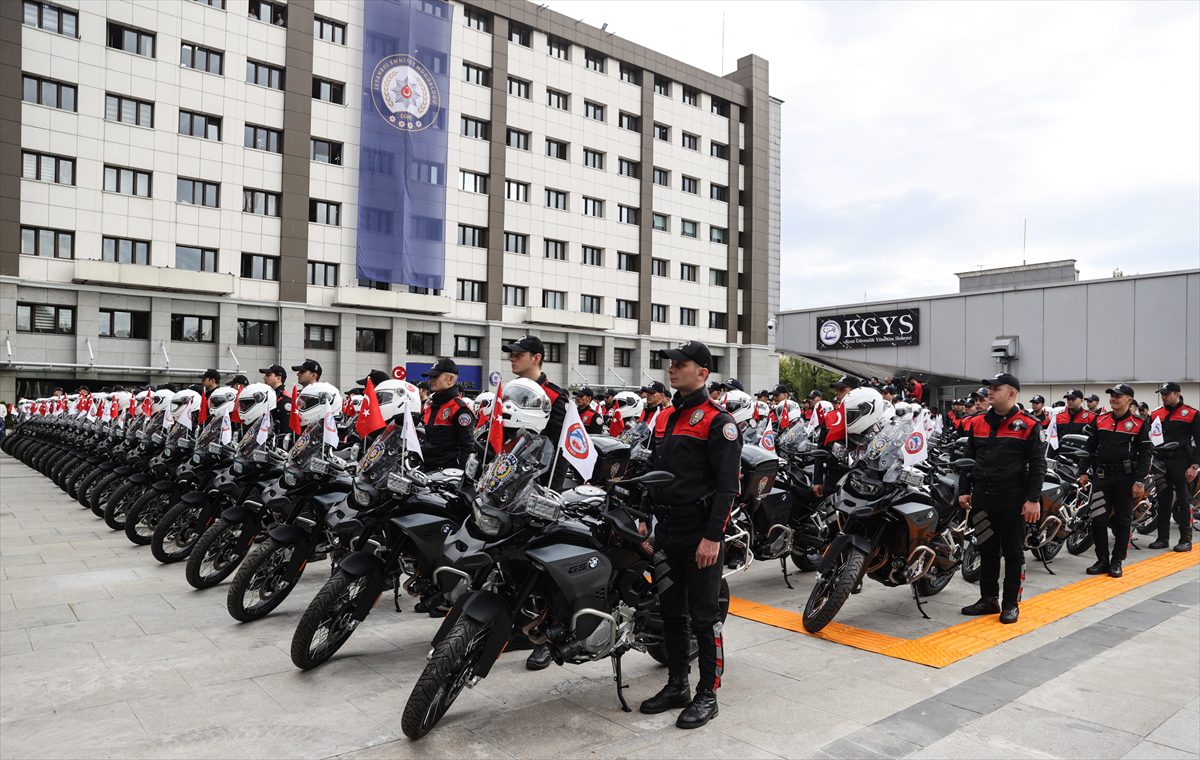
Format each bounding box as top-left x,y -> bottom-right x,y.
545,0 -> 1200,309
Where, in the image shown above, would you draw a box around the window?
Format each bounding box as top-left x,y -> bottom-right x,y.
463,5 -> 492,32
175,245 -> 217,272
246,60 -> 284,89
711,97 -> 730,117
505,180 -> 529,202
581,197 -> 604,218
649,352 -> 663,370
506,128 -> 530,150
189,0 -> 225,6
103,165 -> 152,197
545,189 -> 568,210
681,175 -> 699,194
680,219 -> 699,239
710,183 -> 729,202
242,189 -> 280,216
651,258 -> 668,277
653,123 -> 670,141
681,132 -> 699,150
22,74 -> 76,111
102,236 -> 148,264
23,1 -> 78,37
582,245 -> 603,266
459,170 -> 489,194
710,268 -> 728,287
652,167 -> 669,186
307,261 -> 338,286
680,263 -> 698,281
582,148 -> 605,170
508,77 -> 531,99
710,356 -> 722,374
410,160 -> 445,186
179,110 -> 221,140
20,226 -> 73,259
17,303 -> 74,335
710,226 -> 729,244
543,342 -> 562,363
585,49 -> 606,72
355,328 -> 389,352
249,0 -> 287,26
619,63 -> 641,85
619,205 -> 639,225
544,239 -> 567,261
314,16 -> 346,44
310,138 -> 343,164
454,335 -> 482,358
244,124 -> 282,153
618,111 -> 640,131
584,101 -> 605,121
709,311 -> 728,330
547,88 -> 570,110
578,345 -> 598,365
682,86 -> 699,106
547,35 -> 570,60
546,139 -> 568,160
618,158 -> 640,178
457,224 -> 486,247
614,252 -> 637,273
359,278 -> 389,291
614,347 -> 633,367
652,213 -> 669,232
176,178 -> 219,208
502,285 -> 526,307
99,309 -> 150,339
580,294 -> 601,314
171,315 -> 215,342
241,253 -> 279,281
312,77 -> 345,104
180,42 -> 223,74
542,290 -> 566,309
22,151 -> 74,185
654,77 -> 671,96
238,319 -> 277,347
463,62 -> 491,86
104,93 -> 153,127
461,116 -> 490,140
309,199 -> 341,225
504,232 -> 529,254
615,300 -> 638,320
304,324 -> 337,350
456,279 -> 485,302
407,331 -> 437,355
680,308 -> 698,327
650,303 -> 668,323
107,22 -> 155,57
508,21 -> 531,46
711,141 -> 730,159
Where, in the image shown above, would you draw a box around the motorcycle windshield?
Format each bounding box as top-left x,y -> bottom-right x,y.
195,416 -> 224,448
287,421 -> 324,467
863,422 -> 907,481
477,433 -> 553,510
357,424 -> 405,485
235,423 -> 261,459
778,423 -> 813,455
165,419 -> 193,447
618,421 -> 651,447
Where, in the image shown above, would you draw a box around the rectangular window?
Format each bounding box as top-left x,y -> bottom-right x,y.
171,315 -> 215,342
654,76 -> 671,96
22,74 -> 76,111
179,109 -> 221,140
582,197 -> 604,218
242,188 -> 280,216
617,252 -> 639,272
544,239 -> 567,261
652,213 -> 669,232
547,35 -> 570,60
459,170 -> 489,194
176,177 -> 219,208
312,77 -> 345,104
456,279 -> 485,302
355,327 -> 389,352
584,100 -> 605,121
615,300 -> 638,320
504,232 -> 529,254
542,290 -> 565,309
461,116 -> 490,140
463,62 -> 491,86
578,345 -> 598,365
617,158 -> 640,178
102,236 -> 148,264
17,303 -> 74,335
582,148 -> 605,170
711,97 -> 730,117
502,285 -> 526,307
619,205 -> 639,225
651,258 -> 668,277
619,63 -> 641,85
307,261 -> 338,286
244,124 -> 282,153
652,167 -> 669,186
23,1 -> 78,37
618,111 -> 640,131
246,60 -> 284,89
711,141 -> 730,159
249,0 -> 287,26
505,180 -> 529,202
99,309 -> 150,339
585,49 -> 606,72
710,183 -> 729,202
359,278 -> 389,291
709,268 -> 728,287
508,76 -> 531,99
681,132 -> 699,150
650,303 -> 668,323
454,335 -> 482,358
545,189 -> 568,210
680,307 -> 697,327
547,88 -> 569,110
653,123 -> 670,141
237,319 -> 278,347
680,263 -> 698,281
304,324 -> 336,350
22,151 -> 74,185
581,245 -> 603,266
650,352 -> 663,370
546,139 -> 568,160
544,342 -> 562,363
710,226 -> 729,244
506,128 -> 530,150
313,15 -> 346,44
175,245 -> 217,272
579,295 -> 601,314
680,219 -> 698,238
103,165 -> 152,197
20,226 -> 73,259
457,224 -> 486,247
241,252 -> 279,281
682,86 -> 699,106
508,22 -> 531,46
614,347 -> 633,367
180,42 -> 223,74
681,175 -> 699,194
189,0 -> 225,6
463,5 -> 492,32
407,331 -> 436,355
410,160 -> 444,186
104,93 -> 154,127
107,22 -> 155,57
708,311 -> 728,330
310,138 -> 343,165
309,199 -> 341,225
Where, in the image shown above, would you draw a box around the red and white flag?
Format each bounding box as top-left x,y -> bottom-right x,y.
1046,413 -> 1060,450
402,410 -> 423,460
759,419 -> 776,453
255,414 -> 272,445
487,382 -> 505,454
1149,415 -> 1165,447
557,402 -> 597,480
322,409 -> 339,448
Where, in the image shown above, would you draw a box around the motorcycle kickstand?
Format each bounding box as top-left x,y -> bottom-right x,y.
393,575 -> 402,613
1038,553 -> 1056,575
611,653 -> 631,713
779,557 -> 794,590
910,584 -> 931,620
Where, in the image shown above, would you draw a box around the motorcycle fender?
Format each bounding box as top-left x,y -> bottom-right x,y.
151,479 -> 177,494
220,504 -> 256,523
817,532 -> 872,572
525,543 -> 612,642
128,472 -> 153,485
268,523 -> 308,545
99,460 -> 119,472
430,590 -> 511,680
180,491 -> 208,506
337,552 -> 388,619
390,512 -> 456,570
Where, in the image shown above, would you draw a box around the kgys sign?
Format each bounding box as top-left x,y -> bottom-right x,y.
816,308 -> 919,351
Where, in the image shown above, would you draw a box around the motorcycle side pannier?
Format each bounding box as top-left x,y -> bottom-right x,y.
590,437 -> 631,486
740,444 -> 779,505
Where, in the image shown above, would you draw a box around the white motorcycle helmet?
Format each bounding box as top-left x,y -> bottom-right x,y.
207,386 -> 238,418
499,378 -> 551,432
843,387 -> 886,436
236,383 -> 277,424
151,388 -> 175,414
815,400 -> 833,416
755,400 -> 771,420
722,390 -> 755,424
90,392 -> 109,418
110,391 -> 133,417
613,391 -> 645,420
66,393 -> 80,414
474,392 -> 496,417
170,389 -> 202,422
373,379 -> 421,420
892,401 -> 914,420
298,381 -> 343,426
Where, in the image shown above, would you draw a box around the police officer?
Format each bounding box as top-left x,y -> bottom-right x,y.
1028,395 -> 1049,426
1085,393 -> 1105,415
419,358 -> 475,470
1079,384 -> 1152,578
259,364 -> 292,432
291,358 -> 322,387
641,381 -> 668,423
1148,382 -> 1199,552
639,340 -> 740,729
1047,389 -> 1097,459
708,381 -> 725,402
200,369 -> 221,396
959,373 -> 1046,624
573,387 -> 604,434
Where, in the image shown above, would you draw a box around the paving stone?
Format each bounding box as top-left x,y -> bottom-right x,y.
952,701 -> 1143,759
714,692 -> 862,758
1019,673 -> 1181,737
932,674 -> 1033,715
25,615 -> 145,651
1145,709 -> 1200,754
1121,739 -> 1198,759
0,627 -> 33,655
867,698 -> 980,748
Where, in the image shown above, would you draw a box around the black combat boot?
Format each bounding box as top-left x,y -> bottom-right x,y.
1108,561 -> 1123,578
1174,531 -> 1193,553
676,689 -> 718,729
525,643 -> 552,671
1086,561 -> 1110,575
640,673 -> 691,714
960,597 -> 1000,616
999,604 -> 1019,624
1149,538 -> 1171,550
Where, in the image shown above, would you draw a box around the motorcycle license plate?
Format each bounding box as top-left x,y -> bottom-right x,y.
252,449 -> 270,462
208,442 -> 225,455
308,459 -> 328,475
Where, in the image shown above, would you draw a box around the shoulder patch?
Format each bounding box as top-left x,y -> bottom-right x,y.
689,409 -> 705,426
1183,408 -> 1191,417
457,412 -> 472,427
722,423 -> 738,441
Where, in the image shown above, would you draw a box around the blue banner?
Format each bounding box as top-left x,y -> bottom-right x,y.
406,362 -> 483,393
356,0 -> 453,289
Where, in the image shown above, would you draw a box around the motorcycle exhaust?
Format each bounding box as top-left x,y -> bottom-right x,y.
1131,499 -> 1152,524
762,523 -> 794,561
1030,515 -> 1064,548
904,545 -> 936,584
722,526 -> 754,579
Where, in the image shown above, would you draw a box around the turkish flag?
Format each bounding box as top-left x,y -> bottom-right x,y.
823,404 -> 847,446
231,387 -> 242,424
608,412 -> 625,437
289,386 -> 302,436
142,395 -> 153,417
487,382 -> 505,454
356,379 -> 386,438
198,393 -> 209,424
129,397 -> 137,417
779,403 -> 790,430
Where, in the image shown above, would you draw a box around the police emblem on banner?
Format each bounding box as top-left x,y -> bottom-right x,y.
565,423 -> 590,459
371,53 -> 441,131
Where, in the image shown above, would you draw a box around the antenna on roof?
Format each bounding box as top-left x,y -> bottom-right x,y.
1023,218 -> 1027,266
601,22 -> 608,31
721,13 -> 727,73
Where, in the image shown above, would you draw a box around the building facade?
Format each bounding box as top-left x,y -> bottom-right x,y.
1,0 -> 781,400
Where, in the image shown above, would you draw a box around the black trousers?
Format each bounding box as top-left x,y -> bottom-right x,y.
656,526 -> 724,692
970,489 -> 1026,607
1095,475 -> 1135,563
1156,459 -> 1194,541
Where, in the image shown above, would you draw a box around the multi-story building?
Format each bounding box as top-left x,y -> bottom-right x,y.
1,0 -> 781,400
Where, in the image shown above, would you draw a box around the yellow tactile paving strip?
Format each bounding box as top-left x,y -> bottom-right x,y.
729,550 -> 1200,668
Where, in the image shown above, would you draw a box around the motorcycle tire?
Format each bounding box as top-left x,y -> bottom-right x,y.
103,480 -> 146,531
790,546 -> 822,573
915,564 -> 955,597
124,488 -> 174,546
402,616 -> 492,740
646,578 -> 731,666
151,500 -> 209,564
86,471 -> 124,516
64,459 -> 90,499
290,569 -> 374,670
1031,540 -> 1064,563
1134,508 -> 1158,536
960,542 -> 982,584
186,518 -> 256,590
1066,525 -> 1094,555
227,538 -> 303,622
802,545 -> 867,634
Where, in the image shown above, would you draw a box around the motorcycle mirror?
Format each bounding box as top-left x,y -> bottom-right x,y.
618,470 -> 676,488
1158,441 -> 1180,451
950,458 -> 976,470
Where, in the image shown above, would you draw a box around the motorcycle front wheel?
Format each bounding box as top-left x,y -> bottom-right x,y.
1031,540 -> 1064,563
802,545 -> 867,634
402,616 -> 493,740
914,563 -> 955,597
103,480 -> 145,531
290,569 -> 375,670
960,542 -> 982,584
227,537 -> 303,622
125,488 -> 174,546
151,500 -> 209,563
186,517 -> 257,589
1066,522 -> 1094,555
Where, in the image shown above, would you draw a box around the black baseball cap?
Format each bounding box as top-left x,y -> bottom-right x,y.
502,335 -> 545,357
422,358 -> 458,377
806,389 -> 823,400
417,381 -> 431,392
357,369 -> 390,387
657,340 -> 713,370
291,359 -> 322,376
982,372 -> 1021,391
1085,393 -> 1100,402
1063,388 -> 1084,400
726,378 -> 745,392
603,388 -> 616,398
573,387 -> 595,398
1156,382 -> 1182,394
1030,395 -> 1045,404
260,364 -> 287,380
756,389 -> 770,398
708,381 -> 726,393
968,390 -> 984,400
200,368 -> 221,381
228,374 -> 249,387
831,375 -> 861,390
1105,383 -> 1135,398
642,380 -> 667,395
771,384 -> 790,396
881,384 -> 898,394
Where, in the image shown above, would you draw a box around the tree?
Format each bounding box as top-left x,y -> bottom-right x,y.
778,356 -> 841,399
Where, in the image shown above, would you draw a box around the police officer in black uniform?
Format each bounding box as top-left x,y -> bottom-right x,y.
959,373 -> 1047,624
641,381 -> 668,423
1148,382 -> 1199,552
1079,384 -> 1152,577
419,358 -> 475,470
259,364 -> 292,433
1028,395 -> 1048,426
639,340 -> 741,729
572,388 -> 604,435
1047,389 -> 1098,460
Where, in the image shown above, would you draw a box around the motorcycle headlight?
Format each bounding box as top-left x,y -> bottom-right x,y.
232,462 -> 245,476
353,486 -> 373,507
472,504 -> 503,537
282,470 -> 298,488
191,453 -> 202,465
